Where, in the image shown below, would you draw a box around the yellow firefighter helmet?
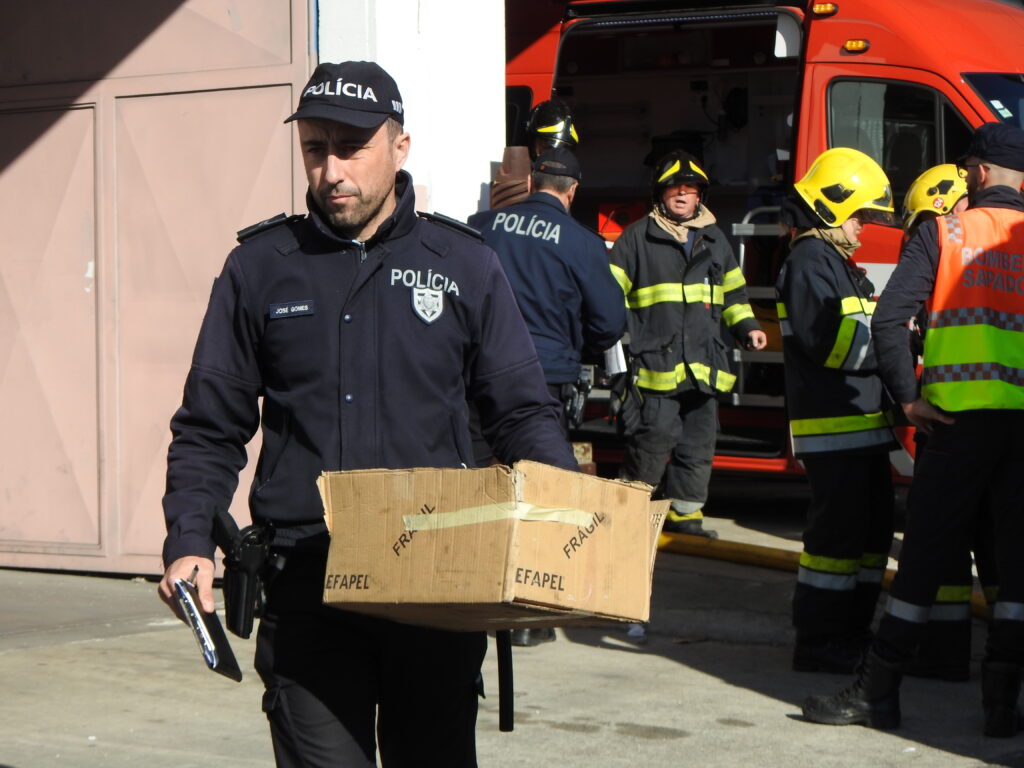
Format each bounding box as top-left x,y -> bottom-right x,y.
794,147 -> 895,227
901,164 -> 968,230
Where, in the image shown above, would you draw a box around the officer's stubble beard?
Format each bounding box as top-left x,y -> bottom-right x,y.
320,179 -> 394,240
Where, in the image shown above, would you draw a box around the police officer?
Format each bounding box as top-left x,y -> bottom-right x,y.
488,99 -> 580,210
470,147 -> 625,433
156,61 -> 577,767
469,147 -> 625,646
610,150 -> 766,539
802,123 -> 1024,736
775,148 -> 899,675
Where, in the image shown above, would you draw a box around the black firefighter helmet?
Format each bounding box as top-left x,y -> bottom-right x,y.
527,100 -> 579,159
651,149 -> 710,203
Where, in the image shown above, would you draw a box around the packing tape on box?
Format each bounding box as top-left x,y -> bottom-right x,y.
403,501 -> 593,532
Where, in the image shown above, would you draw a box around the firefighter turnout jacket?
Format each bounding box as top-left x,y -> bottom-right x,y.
776,233 -> 898,456
162,171 -> 576,565
609,210 -> 760,396
468,192 -> 625,384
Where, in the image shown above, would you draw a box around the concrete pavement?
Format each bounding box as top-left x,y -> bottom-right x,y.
1,478 -> 1020,768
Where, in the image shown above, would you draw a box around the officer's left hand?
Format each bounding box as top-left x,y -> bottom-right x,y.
744,330 -> 768,351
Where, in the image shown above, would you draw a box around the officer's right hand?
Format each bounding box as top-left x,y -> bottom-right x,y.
158,556 -> 216,619
902,399 -> 955,435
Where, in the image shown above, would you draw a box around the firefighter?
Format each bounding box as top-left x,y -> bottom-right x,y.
525,99 -> 579,160
902,163 -> 969,238
610,150 -> 766,539
899,164 -> 991,683
802,122 -> 1024,735
775,147 -> 900,674
489,100 -> 580,210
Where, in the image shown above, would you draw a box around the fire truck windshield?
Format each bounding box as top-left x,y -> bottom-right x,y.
963,73 -> 1024,128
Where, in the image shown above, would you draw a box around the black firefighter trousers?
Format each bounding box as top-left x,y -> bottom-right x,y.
620,389 -> 717,515
794,451 -> 895,640
876,411 -> 1024,665
254,546 -> 487,767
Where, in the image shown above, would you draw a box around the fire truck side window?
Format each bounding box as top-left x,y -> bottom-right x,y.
505,85 -> 533,148
828,79 -> 970,204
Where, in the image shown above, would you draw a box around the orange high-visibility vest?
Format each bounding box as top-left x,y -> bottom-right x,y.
922,208 -> 1024,411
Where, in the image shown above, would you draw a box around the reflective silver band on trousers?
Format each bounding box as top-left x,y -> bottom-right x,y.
791,427 -> 894,454
885,596 -> 930,624
994,602 -> 1024,621
797,567 -> 856,592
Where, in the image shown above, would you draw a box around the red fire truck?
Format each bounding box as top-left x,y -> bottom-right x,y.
503,0 -> 1024,478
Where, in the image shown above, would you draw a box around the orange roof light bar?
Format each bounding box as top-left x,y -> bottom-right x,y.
811,3 -> 839,16
843,38 -> 870,53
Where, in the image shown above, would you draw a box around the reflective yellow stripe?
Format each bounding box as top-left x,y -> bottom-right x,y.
690,362 -> 736,392
629,282 -> 682,308
860,553 -> 888,568
723,303 -> 754,327
790,411 -> 890,436
637,363 -> 687,391
637,363 -> 736,393
921,324 -> 1024,410
800,552 -> 859,574
722,267 -> 746,293
934,585 -> 973,603
839,295 -> 875,316
682,283 -> 724,305
657,159 -> 682,184
666,509 -> 704,522
776,302 -> 788,320
536,120 -> 566,134
825,315 -> 858,369
609,263 -> 632,297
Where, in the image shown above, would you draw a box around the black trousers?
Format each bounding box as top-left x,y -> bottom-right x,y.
794,451 -> 895,639
254,547 -> 487,767
876,412 -> 1024,664
909,476 -> 998,669
621,390 -> 717,514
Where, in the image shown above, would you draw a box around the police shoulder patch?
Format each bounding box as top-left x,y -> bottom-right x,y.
236,213 -> 304,243
417,210 -> 484,242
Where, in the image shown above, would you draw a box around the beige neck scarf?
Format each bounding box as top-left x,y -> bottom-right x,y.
650,204 -> 717,243
792,226 -> 861,260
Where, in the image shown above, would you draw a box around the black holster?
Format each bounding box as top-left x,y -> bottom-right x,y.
212,508 -> 272,639
562,367 -> 594,430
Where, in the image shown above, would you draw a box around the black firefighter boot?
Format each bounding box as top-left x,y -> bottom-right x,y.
801,649 -> 902,730
982,661 -> 1022,737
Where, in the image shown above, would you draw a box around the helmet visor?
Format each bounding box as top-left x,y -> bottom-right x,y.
852,207 -> 898,227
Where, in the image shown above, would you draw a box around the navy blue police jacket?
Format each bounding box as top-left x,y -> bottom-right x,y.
162,171 -> 576,565
468,193 -> 625,384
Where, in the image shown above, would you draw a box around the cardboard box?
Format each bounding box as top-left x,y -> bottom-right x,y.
318,461 -> 668,631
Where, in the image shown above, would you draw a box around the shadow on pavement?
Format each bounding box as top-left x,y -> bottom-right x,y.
557,471 -> 1015,768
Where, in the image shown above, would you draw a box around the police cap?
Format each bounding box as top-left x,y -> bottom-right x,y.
286,61 -> 404,128
532,147 -> 582,181
959,122 -> 1024,172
